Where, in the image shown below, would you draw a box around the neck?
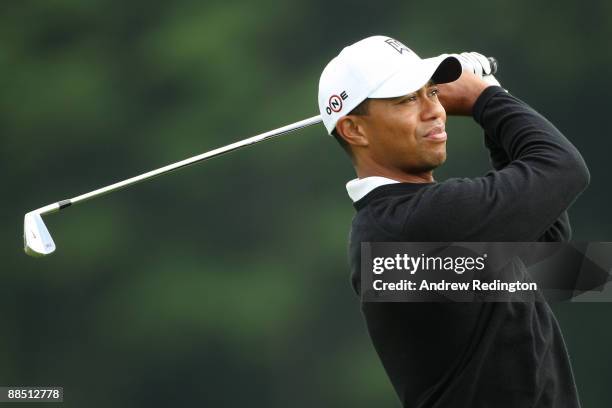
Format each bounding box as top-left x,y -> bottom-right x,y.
354,162 -> 435,183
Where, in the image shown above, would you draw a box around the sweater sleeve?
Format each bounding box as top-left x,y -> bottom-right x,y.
481,103 -> 572,242
403,86 -> 589,242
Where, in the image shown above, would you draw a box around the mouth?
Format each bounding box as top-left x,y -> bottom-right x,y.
423,125 -> 447,142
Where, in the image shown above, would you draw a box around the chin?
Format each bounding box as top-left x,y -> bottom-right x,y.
437,154 -> 447,166
429,152 -> 447,169
412,159 -> 444,173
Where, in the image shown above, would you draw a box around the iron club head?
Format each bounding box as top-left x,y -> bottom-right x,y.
24,212 -> 56,257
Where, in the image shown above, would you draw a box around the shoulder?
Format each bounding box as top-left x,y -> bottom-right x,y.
353,177 -> 491,240
351,182 -> 443,239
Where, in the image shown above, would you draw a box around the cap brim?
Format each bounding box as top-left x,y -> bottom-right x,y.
368,55 -> 462,99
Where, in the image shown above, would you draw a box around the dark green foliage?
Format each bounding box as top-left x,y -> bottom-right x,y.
2,0 -> 611,406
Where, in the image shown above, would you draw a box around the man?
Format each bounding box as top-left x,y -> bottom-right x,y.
318,36 -> 589,407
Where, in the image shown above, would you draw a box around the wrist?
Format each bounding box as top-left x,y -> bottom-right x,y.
465,82 -> 492,115
472,85 -> 507,121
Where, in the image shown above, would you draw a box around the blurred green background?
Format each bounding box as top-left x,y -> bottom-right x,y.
2,0 -> 611,406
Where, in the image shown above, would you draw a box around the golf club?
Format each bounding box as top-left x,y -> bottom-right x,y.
24,115 -> 322,257
24,55 -> 498,257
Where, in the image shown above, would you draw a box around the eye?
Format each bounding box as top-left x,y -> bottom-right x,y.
428,88 -> 440,97
400,95 -> 417,103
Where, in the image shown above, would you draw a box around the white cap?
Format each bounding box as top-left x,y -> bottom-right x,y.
318,35 -> 462,134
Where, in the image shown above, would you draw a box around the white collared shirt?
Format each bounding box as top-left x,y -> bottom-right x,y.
345,176 -> 400,202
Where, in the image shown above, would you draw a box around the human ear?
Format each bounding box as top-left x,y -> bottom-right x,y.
336,116 -> 369,147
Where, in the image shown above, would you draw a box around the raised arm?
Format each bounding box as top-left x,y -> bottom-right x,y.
406,75 -> 589,241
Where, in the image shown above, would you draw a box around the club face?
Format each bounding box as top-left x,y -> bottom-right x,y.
24,212 -> 56,257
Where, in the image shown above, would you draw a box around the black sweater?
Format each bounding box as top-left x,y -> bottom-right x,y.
348,86 -> 590,408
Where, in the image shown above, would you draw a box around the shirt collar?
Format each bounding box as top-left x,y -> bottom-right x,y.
346,176 -> 400,202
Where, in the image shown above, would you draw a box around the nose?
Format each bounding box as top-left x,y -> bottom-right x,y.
420,96 -> 445,122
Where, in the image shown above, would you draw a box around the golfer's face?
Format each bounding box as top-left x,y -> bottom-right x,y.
362,83 -> 447,173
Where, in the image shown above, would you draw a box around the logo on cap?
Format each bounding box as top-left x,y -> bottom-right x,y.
384,38 -> 412,55
325,91 -> 349,115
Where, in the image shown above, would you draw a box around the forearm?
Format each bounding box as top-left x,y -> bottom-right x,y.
437,71 -> 491,116
474,86 -> 590,195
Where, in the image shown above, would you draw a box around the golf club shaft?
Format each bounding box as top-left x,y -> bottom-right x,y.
36,115 -> 323,216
